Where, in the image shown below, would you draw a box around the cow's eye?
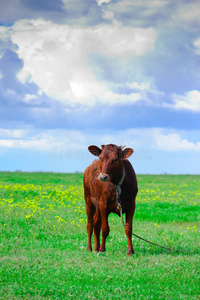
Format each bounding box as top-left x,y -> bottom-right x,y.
113,158 -> 119,162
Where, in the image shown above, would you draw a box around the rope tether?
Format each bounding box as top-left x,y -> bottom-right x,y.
118,204 -> 188,253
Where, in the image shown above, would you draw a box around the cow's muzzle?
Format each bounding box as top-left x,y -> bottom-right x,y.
98,173 -> 111,182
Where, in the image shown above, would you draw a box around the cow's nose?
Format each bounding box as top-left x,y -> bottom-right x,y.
98,173 -> 108,182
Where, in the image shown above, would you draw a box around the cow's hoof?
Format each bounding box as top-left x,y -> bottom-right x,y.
99,246 -> 106,253
127,249 -> 134,257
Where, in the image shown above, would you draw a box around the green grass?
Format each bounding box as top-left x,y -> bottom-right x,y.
0,172 -> 199,299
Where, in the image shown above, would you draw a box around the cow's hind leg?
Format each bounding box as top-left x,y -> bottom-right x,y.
86,200 -> 95,252
125,201 -> 136,256
93,209 -> 101,252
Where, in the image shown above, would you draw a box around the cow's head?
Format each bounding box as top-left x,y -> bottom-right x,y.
88,144 -> 133,183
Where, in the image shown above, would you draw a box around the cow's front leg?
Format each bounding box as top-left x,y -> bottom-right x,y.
125,202 -> 135,256
86,200 -> 95,251
86,221 -> 93,251
93,210 -> 101,252
99,205 -> 110,253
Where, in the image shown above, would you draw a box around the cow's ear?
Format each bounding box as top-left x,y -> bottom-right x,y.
122,148 -> 133,159
88,145 -> 102,156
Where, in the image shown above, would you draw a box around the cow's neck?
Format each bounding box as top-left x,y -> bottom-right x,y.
113,167 -> 125,186
114,167 -> 125,205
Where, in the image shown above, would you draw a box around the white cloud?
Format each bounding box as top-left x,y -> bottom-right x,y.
0,26 -> 10,41
102,10 -> 114,20
108,0 -> 168,16
177,4 -> 200,22
0,128 -> 28,139
0,128 -> 52,150
0,25 -> 15,54
0,128 -> 146,152
111,0 -> 166,9
0,139 -> 50,150
0,129 -> 86,152
9,18 -> 156,106
96,0 -> 112,6
0,127 -> 198,173
24,93 -> 39,102
101,0 -> 168,23
167,90 -> 200,112
154,132 -> 200,152
127,81 -> 150,90
1,127 -> 199,154
194,38 -> 200,55
98,25 -> 156,57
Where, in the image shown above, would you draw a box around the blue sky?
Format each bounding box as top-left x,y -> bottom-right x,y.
0,0 -> 200,174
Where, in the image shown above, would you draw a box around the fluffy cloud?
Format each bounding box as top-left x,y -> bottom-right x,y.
96,0 -> 112,6
105,0 -> 168,19
177,3 -> 200,23
1,127 -> 199,154
0,128 -> 86,152
168,91 -> 200,112
0,129 -> 27,138
109,0 -> 167,10
8,18 -> 156,106
154,132 -> 200,152
194,38 -> 200,55
102,10 -> 114,20
0,138 -> 50,150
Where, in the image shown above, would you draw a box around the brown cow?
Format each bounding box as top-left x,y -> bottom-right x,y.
83,144 -> 138,256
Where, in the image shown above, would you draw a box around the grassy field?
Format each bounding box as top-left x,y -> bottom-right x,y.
0,172 -> 199,299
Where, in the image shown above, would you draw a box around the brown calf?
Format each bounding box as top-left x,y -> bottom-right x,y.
83,144 -> 138,256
